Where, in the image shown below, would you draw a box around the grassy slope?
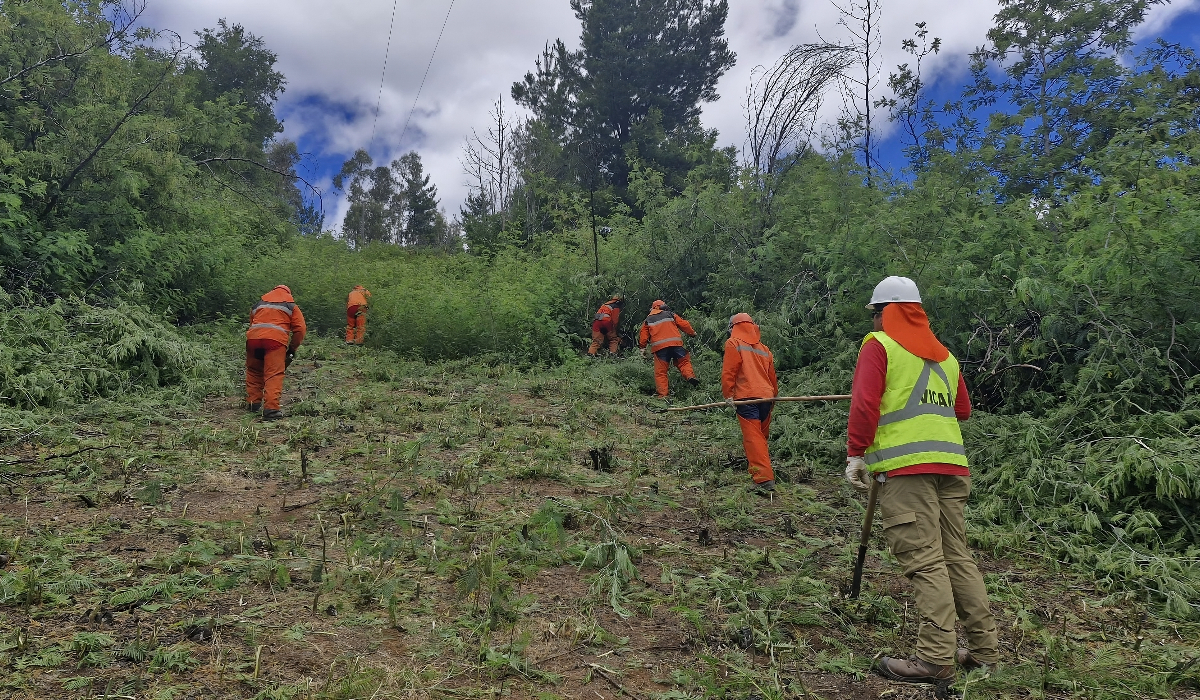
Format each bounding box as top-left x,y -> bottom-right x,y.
0,335 -> 1196,699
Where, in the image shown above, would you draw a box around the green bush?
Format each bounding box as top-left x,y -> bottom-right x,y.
233,236 -> 587,363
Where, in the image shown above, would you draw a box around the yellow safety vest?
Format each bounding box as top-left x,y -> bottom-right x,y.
863,332 -> 968,473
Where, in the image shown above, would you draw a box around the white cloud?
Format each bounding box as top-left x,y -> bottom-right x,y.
709,0 -> 1000,159
144,0 -> 1192,228
1138,0 -> 1200,38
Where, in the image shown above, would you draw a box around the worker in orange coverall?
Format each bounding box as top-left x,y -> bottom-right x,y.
346,284 -> 372,345
588,294 -> 626,356
722,313 -> 779,494
246,285 -> 307,420
638,300 -> 699,398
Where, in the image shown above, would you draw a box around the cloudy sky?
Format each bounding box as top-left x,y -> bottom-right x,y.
142,0 -> 1200,231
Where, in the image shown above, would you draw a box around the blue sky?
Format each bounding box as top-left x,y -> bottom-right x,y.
143,0 -> 1200,231
871,2 -> 1200,174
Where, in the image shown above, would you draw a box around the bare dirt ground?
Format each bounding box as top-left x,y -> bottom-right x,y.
1,339 -> 1196,699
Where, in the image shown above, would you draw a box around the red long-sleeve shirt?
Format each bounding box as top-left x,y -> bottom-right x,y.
847,337 -> 970,477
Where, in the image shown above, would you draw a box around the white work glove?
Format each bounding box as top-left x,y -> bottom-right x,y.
845,456 -> 870,490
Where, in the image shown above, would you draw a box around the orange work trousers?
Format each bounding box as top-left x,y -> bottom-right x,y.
589,328 -> 619,355
346,305 -> 366,344
246,340 -> 287,410
652,348 -> 695,397
736,401 -> 774,484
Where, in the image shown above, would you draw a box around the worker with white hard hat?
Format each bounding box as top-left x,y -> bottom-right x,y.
847,276 -> 999,683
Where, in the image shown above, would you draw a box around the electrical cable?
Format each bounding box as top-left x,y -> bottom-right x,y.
397,0 -> 456,146
369,0 -> 401,149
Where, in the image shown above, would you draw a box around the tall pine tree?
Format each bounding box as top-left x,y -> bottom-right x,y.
396,152 -> 445,248
188,19 -> 286,146
512,0 -> 735,191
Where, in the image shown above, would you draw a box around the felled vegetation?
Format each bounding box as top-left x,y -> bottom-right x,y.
0,339 -> 1196,699
0,292 -> 234,447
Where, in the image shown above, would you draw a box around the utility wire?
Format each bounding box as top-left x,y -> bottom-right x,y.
369,0 -> 401,149
397,0 -> 457,147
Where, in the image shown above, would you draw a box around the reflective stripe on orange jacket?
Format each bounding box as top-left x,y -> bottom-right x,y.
594,299 -> 622,325
638,310 -> 695,351
722,320 -> 778,399
247,286 -> 307,351
347,286 -> 371,309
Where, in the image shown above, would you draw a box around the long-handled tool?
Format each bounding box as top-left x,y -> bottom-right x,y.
665,395 -> 850,412
849,477 -> 880,599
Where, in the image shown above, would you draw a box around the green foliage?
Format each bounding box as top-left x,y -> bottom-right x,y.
512,0 -> 736,191
0,0 -> 301,315
0,293 -> 227,416
186,18 -> 286,146
334,150 -> 452,249
973,0 -> 1165,197
237,236 -> 585,362
581,539 -> 639,618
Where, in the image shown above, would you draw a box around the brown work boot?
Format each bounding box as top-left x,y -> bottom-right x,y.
874,655 -> 954,683
956,649 -> 997,672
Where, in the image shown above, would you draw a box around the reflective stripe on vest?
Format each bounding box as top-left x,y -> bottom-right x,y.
595,312 -> 610,321
253,301 -> 295,316
864,441 -> 966,465
645,311 -> 683,348
877,361 -> 957,427
862,331 -> 968,472
737,344 -> 771,358
251,323 -> 291,334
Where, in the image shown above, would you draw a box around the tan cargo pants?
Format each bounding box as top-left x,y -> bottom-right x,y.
877,473 -> 999,666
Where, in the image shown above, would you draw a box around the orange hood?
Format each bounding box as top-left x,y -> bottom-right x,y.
730,320 -> 762,345
882,302 -> 949,362
262,285 -> 295,304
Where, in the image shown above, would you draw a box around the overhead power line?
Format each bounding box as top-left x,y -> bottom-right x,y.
398,0 -> 457,147
368,0 -> 401,149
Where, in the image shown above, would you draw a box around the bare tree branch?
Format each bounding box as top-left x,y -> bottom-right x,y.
194,156 -> 326,217
745,43 -> 851,201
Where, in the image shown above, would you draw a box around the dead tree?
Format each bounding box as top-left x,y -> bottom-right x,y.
461,96 -> 520,233
744,44 -> 851,215
828,0 -> 884,187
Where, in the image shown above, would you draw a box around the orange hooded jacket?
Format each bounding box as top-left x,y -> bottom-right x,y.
638,304 -> 695,351
247,286 -> 307,351
722,317 -> 778,399
347,285 -> 371,310
594,298 -> 623,326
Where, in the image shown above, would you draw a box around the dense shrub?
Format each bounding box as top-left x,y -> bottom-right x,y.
233,236 -> 588,364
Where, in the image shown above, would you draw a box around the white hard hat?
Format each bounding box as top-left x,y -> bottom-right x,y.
867,276 -> 921,308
